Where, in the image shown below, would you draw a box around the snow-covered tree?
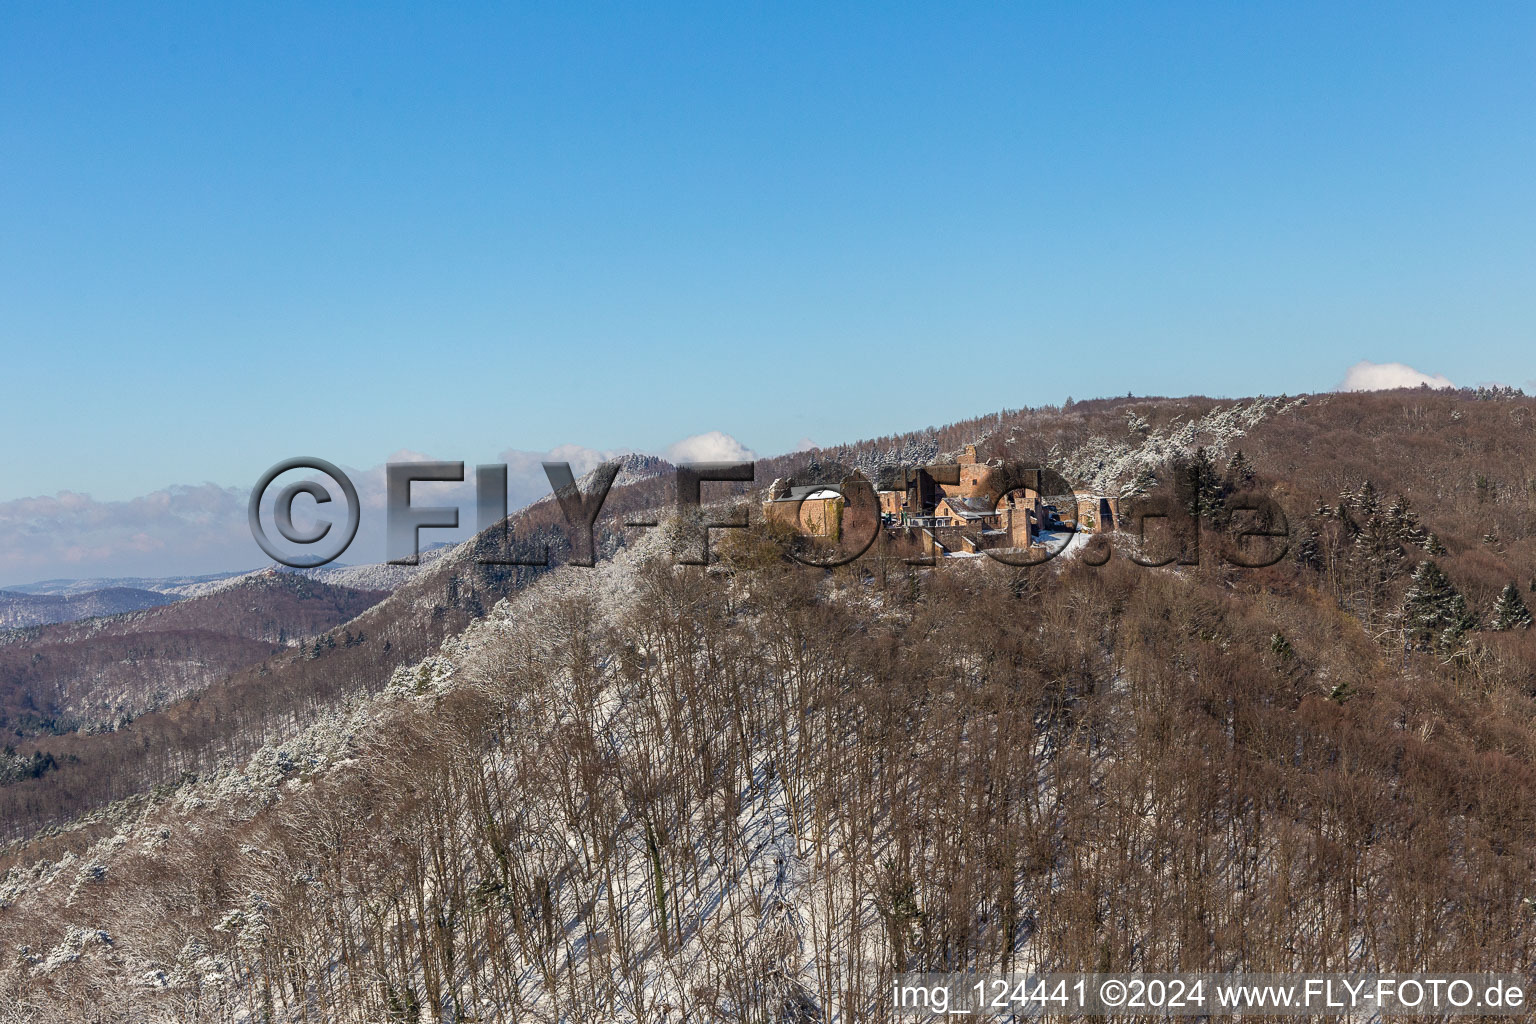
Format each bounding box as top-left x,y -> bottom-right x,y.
1384,497 -> 1426,547
1125,465 -> 1157,497
1354,480 -> 1380,517
1294,526 -> 1322,571
1401,560 -> 1475,649
1184,447 -> 1225,522
1490,583 -> 1533,631
1226,449 -> 1255,486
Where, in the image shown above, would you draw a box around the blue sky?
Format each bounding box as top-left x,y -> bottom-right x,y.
2,3 -> 1533,550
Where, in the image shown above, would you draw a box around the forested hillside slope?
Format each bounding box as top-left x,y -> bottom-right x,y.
0,573 -> 388,740
2,388 -> 1534,1023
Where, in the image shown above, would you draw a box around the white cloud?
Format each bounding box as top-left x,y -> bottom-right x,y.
0,484 -> 251,585
663,430 -> 757,464
1338,361 -> 1454,392
494,443 -> 632,508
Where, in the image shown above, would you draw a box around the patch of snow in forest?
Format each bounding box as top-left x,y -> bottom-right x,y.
1051,396 -> 1305,494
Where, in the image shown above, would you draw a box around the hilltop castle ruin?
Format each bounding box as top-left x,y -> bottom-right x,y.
764,444 -> 1119,558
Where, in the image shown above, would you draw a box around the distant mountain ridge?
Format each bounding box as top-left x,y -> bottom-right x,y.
0,587 -> 177,629
0,551 -> 456,616
3,453 -> 676,606
0,571 -> 390,735
3,572 -> 242,597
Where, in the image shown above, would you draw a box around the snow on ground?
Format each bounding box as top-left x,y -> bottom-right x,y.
161,545 -> 456,598
1052,395 -> 1305,495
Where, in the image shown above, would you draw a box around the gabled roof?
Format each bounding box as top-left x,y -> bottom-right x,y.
937,495 -> 999,519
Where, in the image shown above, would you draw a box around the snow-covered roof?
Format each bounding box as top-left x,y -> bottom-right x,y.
938,495 -> 998,518
768,485 -> 842,502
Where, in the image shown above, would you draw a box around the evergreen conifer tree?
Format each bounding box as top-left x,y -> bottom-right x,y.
1490,583 -> 1533,631
1226,449 -> 1255,486
1384,497 -> 1426,546
1183,448 -> 1226,524
1294,527 -> 1322,571
1355,480 -> 1380,517
1127,465 -> 1157,496
1401,560 -> 1475,649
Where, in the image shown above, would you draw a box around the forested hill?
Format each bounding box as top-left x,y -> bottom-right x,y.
0,588 -> 177,631
0,572 -> 389,738
2,386 -> 1534,1023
